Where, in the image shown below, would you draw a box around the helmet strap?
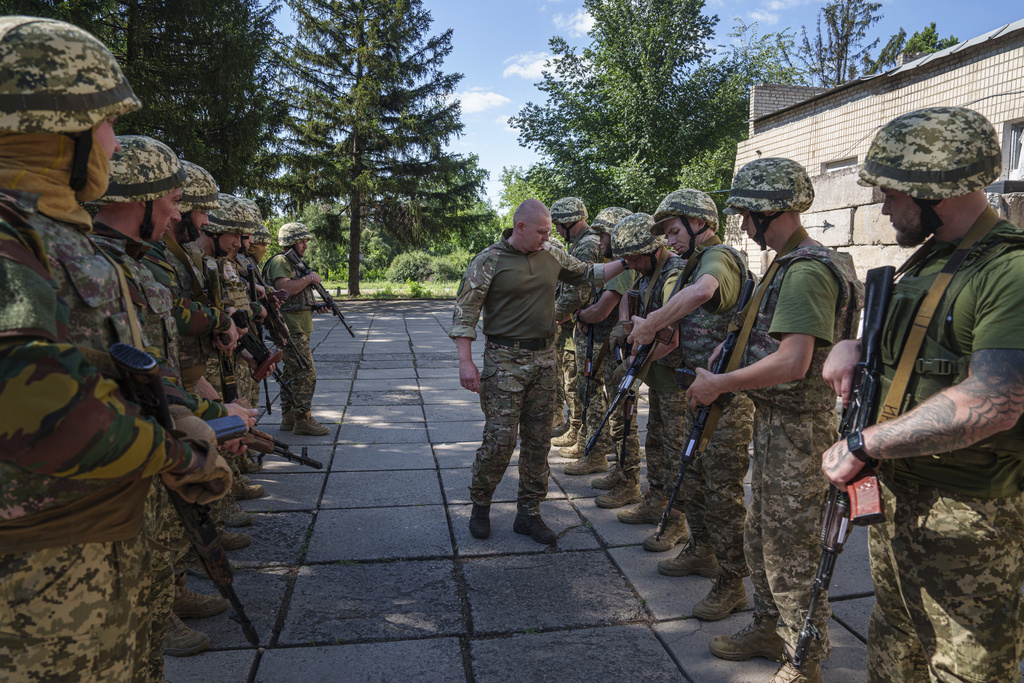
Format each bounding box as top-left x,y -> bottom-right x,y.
139,200 -> 155,241
750,211 -> 781,251
913,198 -> 944,232
180,215 -> 200,243
68,131 -> 93,192
678,215 -> 709,259
213,233 -> 227,258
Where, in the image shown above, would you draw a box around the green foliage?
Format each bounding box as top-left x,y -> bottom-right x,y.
429,251 -> 473,281
868,23 -> 959,74
407,279 -> 427,298
786,0 -> 883,86
386,251 -> 432,282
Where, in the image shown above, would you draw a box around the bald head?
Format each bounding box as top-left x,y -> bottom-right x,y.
510,198 -> 553,253
513,198 -> 550,228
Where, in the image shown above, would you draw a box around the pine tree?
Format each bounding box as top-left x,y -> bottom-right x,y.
282,0 -> 486,295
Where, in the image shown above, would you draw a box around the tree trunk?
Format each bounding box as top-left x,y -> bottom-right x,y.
348,187 -> 361,296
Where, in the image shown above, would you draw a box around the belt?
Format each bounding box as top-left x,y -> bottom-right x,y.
487,335 -> 553,350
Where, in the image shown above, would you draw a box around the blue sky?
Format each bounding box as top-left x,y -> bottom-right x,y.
274,1 -> 1022,208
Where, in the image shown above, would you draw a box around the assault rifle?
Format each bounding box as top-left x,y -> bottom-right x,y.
243,428 -> 323,469
206,261 -> 239,404
282,249 -> 355,337
580,314 -> 596,428
238,264 -> 292,414
792,265 -> 893,668
108,342 -> 260,646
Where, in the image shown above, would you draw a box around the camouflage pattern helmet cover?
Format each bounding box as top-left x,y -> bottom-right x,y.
549,197 -> 588,225
252,224 -> 272,244
207,193 -> 258,235
652,189 -> 719,235
858,106 -> 1002,199
0,16 -> 141,133
612,213 -> 664,258
278,221 -> 314,247
724,158 -> 814,215
590,206 -> 632,234
237,197 -> 263,225
93,135 -> 186,204
178,160 -> 219,213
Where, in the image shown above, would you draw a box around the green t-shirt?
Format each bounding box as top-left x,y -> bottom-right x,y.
693,247 -> 743,314
265,255 -> 314,334
606,269 -> 635,296
768,259 -> 839,347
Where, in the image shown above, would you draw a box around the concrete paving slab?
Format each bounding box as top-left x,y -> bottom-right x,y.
348,389 -> 422,405
256,422 -> 336,446
463,550 -> 645,635
581,502 -> 656,548
337,421 -> 429,444
311,404 -> 346,424
241,472 -> 326,512
278,560 -> 464,644
428,420 -> 485,444
440,465 -> 565,505
451,500 -> 599,556
433,441 -> 481,469
822,619 -> 869,681
828,527 -> 874,598
255,638 -> 465,683
341,404 -> 425,423
307,504 -> 452,562
470,626 -> 685,683
420,389 -> 471,404
315,379 -> 352,393
416,377 -> 464,390
164,648 -> 255,683
354,367 -> 418,380
349,377 -> 419,391
417,367 -> 461,378
332,442 -> 435,471
186,567 -> 290,650
320,469 -> 443,509
423,402 -> 483,423
228,511 -> 312,567
358,360 -> 421,369
831,595 -> 874,641
312,361 -> 357,379
655,617 -> 781,682
253,445 -> 332,473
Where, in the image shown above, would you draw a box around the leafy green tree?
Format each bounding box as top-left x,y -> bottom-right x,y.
281,0 -> 487,295
869,22 -> 959,73
786,0 -> 883,86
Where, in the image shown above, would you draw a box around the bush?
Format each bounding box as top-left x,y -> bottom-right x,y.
386,251 -> 432,282
428,250 -> 472,281
407,279 -> 427,298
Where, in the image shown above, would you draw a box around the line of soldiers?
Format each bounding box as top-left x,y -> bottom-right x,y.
0,16 -> 332,682
456,106 -> 1024,681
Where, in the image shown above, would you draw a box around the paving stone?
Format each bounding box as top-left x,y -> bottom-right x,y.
278,560 -> 464,644
164,648 -> 255,683
420,389 -> 472,404
433,441 -> 481,469
441,464 -> 564,505
316,353 -> 362,362
227,511 -> 312,567
241,472 -> 326,512
332,442 -> 435,471
358,360 -> 420,369
428,420 -> 485,443
311,361 -> 357,379
470,626 -> 685,683
451,500 -> 599,556
255,638 -> 465,683
315,380 -> 352,393
415,359 -> 460,369
348,390 -> 422,405
463,550 -> 645,634
311,404 -> 346,424
831,595 -> 875,641
307,505 -> 452,562
337,422 -> 429,444
186,566 -> 290,650
654,617 -> 781,682
320,469 -> 443,508
254,445 -> 332,474
417,367 -> 461,378
354,367 -> 418,380
578,501 -> 655,548
422,402 -> 483,423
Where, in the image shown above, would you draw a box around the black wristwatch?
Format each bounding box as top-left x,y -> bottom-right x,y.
619,257 -> 629,270
846,430 -> 874,464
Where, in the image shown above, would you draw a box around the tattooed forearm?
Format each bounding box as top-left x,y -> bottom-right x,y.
869,349 -> 1024,460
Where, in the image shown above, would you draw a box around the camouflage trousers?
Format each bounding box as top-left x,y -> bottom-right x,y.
556,325 -> 581,434
746,400 -> 835,661
469,341 -> 557,515
603,356 -> 642,474
0,533 -> 152,682
867,475 -> 1024,682
281,332 -> 316,416
644,387 -> 689,504
143,481 -> 188,682
574,327 -> 614,456
237,354 -> 260,412
679,393 -> 754,578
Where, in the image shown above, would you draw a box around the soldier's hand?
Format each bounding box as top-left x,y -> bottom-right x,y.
224,307 -> 248,337
821,437 -> 866,489
216,318 -> 241,353
163,451 -> 233,505
460,359 -> 481,393
823,340 -> 862,406
255,283 -> 267,297
221,437 -> 247,456
309,272 -> 323,285
194,376 -> 219,401
687,367 -> 724,411
707,341 -> 725,369
257,307 -> 268,322
225,401 -> 258,429
608,322 -> 627,356
627,315 -> 655,346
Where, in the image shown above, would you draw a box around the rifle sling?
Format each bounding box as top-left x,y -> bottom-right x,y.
878,206 -> 999,423
162,234 -> 206,302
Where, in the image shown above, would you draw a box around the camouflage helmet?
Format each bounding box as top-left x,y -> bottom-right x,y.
237,197 -> 263,225
92,135 -> 186,204
858,106 -> 1001,199
0,16 -> 141,134
724,158 -> 814,215
207,193 -> 258,235
178,161 -> 219,213
252,224 -> 272,245
549,197 -> 588,225
612,213 -> 664,258
652,189 -> 719,235
278,221 -> 314,247
590,207 -> 632,235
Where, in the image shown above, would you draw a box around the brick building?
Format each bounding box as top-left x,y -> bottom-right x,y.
727,18 -> 1024,278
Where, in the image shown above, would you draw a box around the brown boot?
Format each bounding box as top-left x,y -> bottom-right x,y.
223,498 -> 254,528
551,426 -> 579,448
770,660 -> 823,683
693,575 -> 747,621
218,530 -> 252,551
558,442 -> 584,457
616,492 -> 668,525
231,477 -> 265,500
280,411 -> 295,431
642,511 -> 688,552
657,540 -> 719,577
562,449 -> 608,475
591,465 -> 622,490
595,479 -> 643,509
173,573 -> 229,619
163,613 -> 210,657
292,411 -> 331,436
709,614 -> 786,662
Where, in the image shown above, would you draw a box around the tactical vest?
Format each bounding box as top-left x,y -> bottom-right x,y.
743,246 -> 862,412
637,254 -> 687,369
143,241 -> 217,370
880,221 -> 1024,497
677,243 -> 751,372
217,256 -> 251,312
266,253 -> 315,313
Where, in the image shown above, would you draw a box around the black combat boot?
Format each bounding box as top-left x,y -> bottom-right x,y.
469,503 -> 490,539
513,512 -> 557,545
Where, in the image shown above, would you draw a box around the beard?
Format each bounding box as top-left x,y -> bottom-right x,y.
891,202 -> 932,247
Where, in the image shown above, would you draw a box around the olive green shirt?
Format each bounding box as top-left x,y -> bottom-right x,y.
768,260 -> 840,346
264,255 -> 314,334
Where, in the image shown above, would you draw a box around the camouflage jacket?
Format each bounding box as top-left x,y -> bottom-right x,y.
0,190 -> 194,531
555,227 -> 603,321
265,252 -> 315,314
742,245 -> 862,412
636,251 -> 687,369
451,230 -> 610,341
678,242 -> 750,372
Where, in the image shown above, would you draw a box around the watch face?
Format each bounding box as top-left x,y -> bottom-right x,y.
847,432 -> 863,453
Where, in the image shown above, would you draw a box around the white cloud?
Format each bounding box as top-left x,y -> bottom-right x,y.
493,115 -> 517,132
456,88 -> 512,114
503,51 -> 551,79
554,9 -> 595,37
748,10 -> 780,25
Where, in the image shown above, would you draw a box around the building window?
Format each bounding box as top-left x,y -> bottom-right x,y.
1009,122 -> 1024,181
822,157 -> 857,174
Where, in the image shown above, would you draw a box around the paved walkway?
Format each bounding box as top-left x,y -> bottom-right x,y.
167,300 -> 873,683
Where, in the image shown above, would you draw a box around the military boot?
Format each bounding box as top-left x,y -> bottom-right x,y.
513,512 -> 557,544
770,660 -> 823,683
218,530 -> 252,551
185,553 -> 208,579
238,455 -> 263,474
469,503 -> 490,539
591,464 -> 622,490
558,441 -> 584,457
292,411 -> 331,436
231,477 -> 265,500
551,426 -> 579,448
562,449 -> 608,476
709,614 -> 786,662
163,613 -> 210,657
223,498 -> 254,528
642,510 -> 688,552
595,478 -> 643,509
551,413 -> 569,438
693,575 -> 748,621
280,411 -> 295,431
617,493 -> 673,525
657,540 -> 719,577
172,573 -> 229,619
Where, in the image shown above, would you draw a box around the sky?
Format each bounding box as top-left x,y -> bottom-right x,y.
274,1 -> 1023,208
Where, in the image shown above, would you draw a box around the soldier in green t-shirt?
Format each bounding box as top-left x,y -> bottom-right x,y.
822,107 -> 1024,683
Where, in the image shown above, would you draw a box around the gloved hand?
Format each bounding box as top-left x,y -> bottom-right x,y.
608,322 -> 628,358
609,359 -> 628,388
162,405 -> 233,504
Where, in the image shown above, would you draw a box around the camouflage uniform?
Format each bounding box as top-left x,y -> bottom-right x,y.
451,229 -> 611,514
858,107 -> 1024,681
